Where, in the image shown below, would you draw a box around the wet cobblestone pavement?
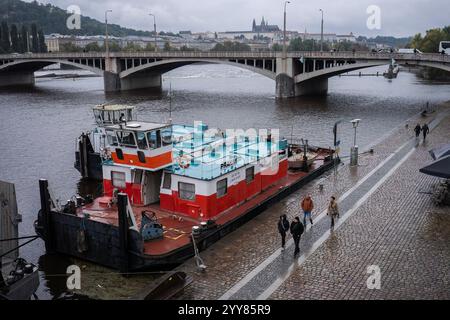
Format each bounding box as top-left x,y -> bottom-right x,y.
177,104 -> 450,300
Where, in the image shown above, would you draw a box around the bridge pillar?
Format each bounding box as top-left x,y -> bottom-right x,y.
275,73 -> 296,98
275,57 -> 296,98
0,71 -> 35,88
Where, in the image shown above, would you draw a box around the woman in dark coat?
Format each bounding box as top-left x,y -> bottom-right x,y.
278,214 -> 290,251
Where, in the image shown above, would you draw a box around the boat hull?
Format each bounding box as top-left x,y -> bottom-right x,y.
37,157 -> 337,271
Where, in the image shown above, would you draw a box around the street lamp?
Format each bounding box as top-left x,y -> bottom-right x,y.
283,1 -> 290,58
149,13 -> 157,52
319,9 -> 324,52
350,119 -> 361,166
105,9 -> 112,58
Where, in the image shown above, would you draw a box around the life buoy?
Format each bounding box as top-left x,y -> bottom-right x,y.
178,155 -> 191,169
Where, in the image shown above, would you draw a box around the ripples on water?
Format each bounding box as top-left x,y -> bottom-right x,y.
0,63 -> 449,298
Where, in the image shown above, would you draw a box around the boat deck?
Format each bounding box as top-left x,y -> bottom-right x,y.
78,151 -> 330,257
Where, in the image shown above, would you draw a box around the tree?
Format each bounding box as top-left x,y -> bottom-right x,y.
31,23 -> 38,53
84,42 -> 102,52
1,21 -> 11,53
21,25 -> 29,52
59,42 -> 82,52
211,41 -> 251,52
164,42 -> 171,51
38,29 -> 47,53
272,43 -> 282,52
10,24 -> 20,52
144,42 -> 155,51
123,42 -> 143,52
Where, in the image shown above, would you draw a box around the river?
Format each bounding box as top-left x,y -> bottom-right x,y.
0,63 -> 449,299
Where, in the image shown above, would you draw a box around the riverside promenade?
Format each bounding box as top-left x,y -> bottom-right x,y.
177,103 -> 450,300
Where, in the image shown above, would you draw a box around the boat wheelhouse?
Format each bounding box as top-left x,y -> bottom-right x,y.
74,104 -> 137,180
36,108 -> 337,271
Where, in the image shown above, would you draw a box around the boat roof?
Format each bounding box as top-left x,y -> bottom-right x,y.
93,104 -> 135,111
106,121 -> 170,132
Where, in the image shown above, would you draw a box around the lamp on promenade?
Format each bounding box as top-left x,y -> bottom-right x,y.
350,119 -> 361,166
149,13 -> 157,52
105,9 -> 112,58
319,9 -> 324,52
283,1 -> 291,58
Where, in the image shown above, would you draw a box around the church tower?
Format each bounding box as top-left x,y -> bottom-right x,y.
252,18 -> 256,32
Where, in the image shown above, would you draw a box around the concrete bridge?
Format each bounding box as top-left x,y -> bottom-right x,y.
0,51 -> 449,98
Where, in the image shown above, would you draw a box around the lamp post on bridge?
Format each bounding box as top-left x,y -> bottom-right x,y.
319,9 -> 324,52
105,9 -> 112,59
283,1 -> 290,58
149,13 -> 157,52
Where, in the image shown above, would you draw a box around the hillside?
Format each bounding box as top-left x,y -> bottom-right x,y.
0,0 -> 152,37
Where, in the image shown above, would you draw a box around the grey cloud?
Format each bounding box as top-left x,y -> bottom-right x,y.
31,0 -> 450,37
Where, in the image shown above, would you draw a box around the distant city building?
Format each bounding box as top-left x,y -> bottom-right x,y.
252,17 -> 280,33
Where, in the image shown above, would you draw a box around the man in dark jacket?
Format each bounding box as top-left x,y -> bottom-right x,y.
278,214 -> 290,251
290,217 -> 304,257
414,123 -> 421,138
422,123 -> 430,140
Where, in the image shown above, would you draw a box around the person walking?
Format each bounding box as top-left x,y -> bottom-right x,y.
277,214 -> 290,251
414,123 -> 421,138
422,123 -> 430,140
327,196 -> 340,230
290,217 -> 304,257
301,195 -> 314,226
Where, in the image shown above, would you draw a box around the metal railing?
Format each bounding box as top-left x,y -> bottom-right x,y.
1,51 -> 449,63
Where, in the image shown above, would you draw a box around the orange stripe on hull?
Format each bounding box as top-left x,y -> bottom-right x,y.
111,151 -> 172,170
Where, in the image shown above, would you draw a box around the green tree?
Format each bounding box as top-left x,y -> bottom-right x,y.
144,42 -> 155,51
1,21 -> 10,53
31,23 -> 38,52
272,43 -> 282,51
211,41 -> 251,52
10,24 -> 19,52
21,25 -> 29,52
164,41 -> 172,51
84,42 -> 102,52
123,42 -> 143,52
38,29 -> 47,52
59,42 -> 82,52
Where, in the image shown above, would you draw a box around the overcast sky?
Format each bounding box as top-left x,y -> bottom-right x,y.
31,0 -> 450,37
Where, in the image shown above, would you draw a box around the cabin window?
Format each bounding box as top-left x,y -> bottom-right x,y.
246,166 -> 255,183
179,182 -> 195,201
161,127 -> 173,146
137,151 -> 146,163
106,130 -> 118,146
117,131 -> 136,147
136,132 -> 148,150
217,178 -> 228,198
162,172 -> 172,189
111,171 -> 126,189
147,130 -> 161,149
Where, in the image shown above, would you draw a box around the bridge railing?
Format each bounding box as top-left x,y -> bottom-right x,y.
1,51 -> 449,63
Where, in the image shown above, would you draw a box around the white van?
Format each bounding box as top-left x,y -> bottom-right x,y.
398,48 -> 423,54
439,41 -> 450,55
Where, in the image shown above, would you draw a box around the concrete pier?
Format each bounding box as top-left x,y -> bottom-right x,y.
0,72 -> 35,87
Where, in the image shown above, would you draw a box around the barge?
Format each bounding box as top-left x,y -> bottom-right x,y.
36,105 -> 337,272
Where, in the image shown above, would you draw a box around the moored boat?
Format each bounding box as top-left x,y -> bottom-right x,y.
36,107 -> 337,271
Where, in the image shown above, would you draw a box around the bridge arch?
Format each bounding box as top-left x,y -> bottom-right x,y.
0,59 -> 104,76
119,58 -> 276,80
